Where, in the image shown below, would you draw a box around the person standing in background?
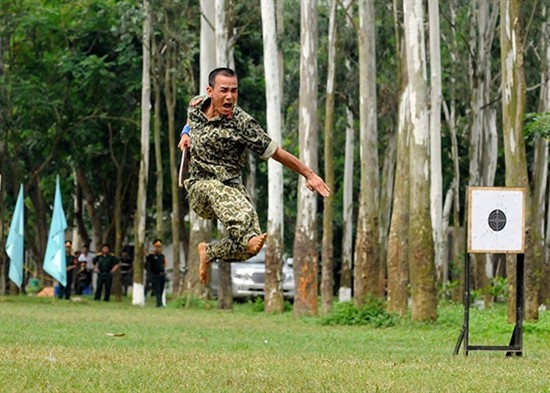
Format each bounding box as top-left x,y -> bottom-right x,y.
78,244 -> 95,292
145,240 -> 167,307
58,241 -> 77,299
119,247 -> 133,296
93,243 -> 119,302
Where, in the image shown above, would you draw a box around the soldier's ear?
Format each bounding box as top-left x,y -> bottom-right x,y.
206,85 -> 213,97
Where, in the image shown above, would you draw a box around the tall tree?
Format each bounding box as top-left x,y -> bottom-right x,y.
321,0 -> 337,314
132,0 -> 152,306
403,0 -> 437,321
184,0 -> 214,301
0,32 -> 6,295
261,0 -> 285,313
339,0 -> 355,298
215,0 -> 233,311
541,4 -> 550,306
293,0 -> 319,317
354,0 -> 381,307
152,15 -> 164,241
428,0 -> 443,281
468,0 -> 499,305
500,0 -> 537,321
162,6 -> 183,296
387,5 -> 410,316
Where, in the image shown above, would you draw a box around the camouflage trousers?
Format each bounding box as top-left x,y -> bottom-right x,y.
187,179 -> 261,262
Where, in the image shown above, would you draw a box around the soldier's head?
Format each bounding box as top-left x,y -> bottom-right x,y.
65,241 -> 72,254
101,243 -> 110,255
207,67 -> 238,118
153,239 -> 163,254
82,244 -> 89,254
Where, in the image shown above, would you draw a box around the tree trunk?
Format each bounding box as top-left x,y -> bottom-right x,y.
152,29 -> 164,240
261,0 -> 285,313
184,0 -> 214,301
28,179 -> 48,277
0,133 -> 5,295
500,0 -> 537,322
132,0 -> 152,306
72,172 -> 90,248
386,110 -> 410,315
379,132 -> 396,296
403,0 -> 437,321
293,0 -> 319,317
339,0 -> 354,297
215,0 -> 234,311
0,35 -> 5,294
468,0 -> 499,306
108,124 -> 127,302
354,0 -> 381,307
75,166 -> 103,249
340,104 -> 354,294
428,0 -> 443,282
163,13 -> 183,299
541,5 -> 550,306
320,0 -> 337,315
442,0 -> 463,301
387,39 -> 410,316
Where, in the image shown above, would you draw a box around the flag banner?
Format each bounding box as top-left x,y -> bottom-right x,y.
6,184 -> 24,288
43,177 -> 68,286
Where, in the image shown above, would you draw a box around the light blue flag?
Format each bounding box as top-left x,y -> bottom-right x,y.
43,177 -> 68,286
6,184 -> 25,288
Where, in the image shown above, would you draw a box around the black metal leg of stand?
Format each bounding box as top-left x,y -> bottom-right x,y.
507,253 -> 524,357
453,254 -> 470,356
464,254 -> 470,356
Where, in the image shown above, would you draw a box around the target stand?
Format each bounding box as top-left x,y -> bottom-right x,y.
453,187 -> 526,357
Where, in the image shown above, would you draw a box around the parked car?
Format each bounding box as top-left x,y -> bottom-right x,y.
211,248 -> 295,299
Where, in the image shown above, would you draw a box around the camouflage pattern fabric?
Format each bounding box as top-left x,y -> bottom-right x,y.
183,95 -> 277,262
184,95 -> 278,189
188,179 -> 261,262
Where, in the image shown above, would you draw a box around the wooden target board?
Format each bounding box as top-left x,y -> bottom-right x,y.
467,187 -> 526,254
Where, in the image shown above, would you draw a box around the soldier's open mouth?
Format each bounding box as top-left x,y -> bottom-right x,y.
223,103 -> 233,109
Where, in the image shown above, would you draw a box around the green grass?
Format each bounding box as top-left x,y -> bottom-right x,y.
0,296 -> 549,392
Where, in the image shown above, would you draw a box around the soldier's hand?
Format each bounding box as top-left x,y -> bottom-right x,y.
178,134 -> 190,151
305,173 -> 331,197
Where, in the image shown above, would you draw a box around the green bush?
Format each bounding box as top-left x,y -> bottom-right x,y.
489,276 -> 508,302
321,297 -> 397,328
251,297 -> 265,312
438,280 -> 459,301
249,297 -> 293,313
169,295 -> 215,310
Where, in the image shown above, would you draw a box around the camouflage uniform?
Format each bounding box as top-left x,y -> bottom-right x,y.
184,95 -> 278,262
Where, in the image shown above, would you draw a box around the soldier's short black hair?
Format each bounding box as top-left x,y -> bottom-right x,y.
102,243 -> 110,249
208,67 -> 237,87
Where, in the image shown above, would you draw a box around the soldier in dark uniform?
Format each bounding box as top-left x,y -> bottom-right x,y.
119,247 -> 133,296
178,67 -> 330,284
74,259 -> 92,295
93,243 -> 119,302
145,239 -> 167,307
58,241 -> 77,299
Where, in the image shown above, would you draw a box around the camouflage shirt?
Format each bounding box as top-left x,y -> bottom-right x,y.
185,95 -> 278,188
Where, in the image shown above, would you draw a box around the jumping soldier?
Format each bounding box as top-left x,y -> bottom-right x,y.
178,67 -> 330,285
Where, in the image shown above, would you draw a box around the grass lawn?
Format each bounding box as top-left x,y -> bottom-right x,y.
0,295 -> 549,392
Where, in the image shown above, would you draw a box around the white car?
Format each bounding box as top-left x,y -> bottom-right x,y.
211,248 -> 295,299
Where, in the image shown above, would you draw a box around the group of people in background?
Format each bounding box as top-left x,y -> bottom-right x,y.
57,240 -> 167,307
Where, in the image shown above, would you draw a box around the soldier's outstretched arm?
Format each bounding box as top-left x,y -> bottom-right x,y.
271,147 -> 330,197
